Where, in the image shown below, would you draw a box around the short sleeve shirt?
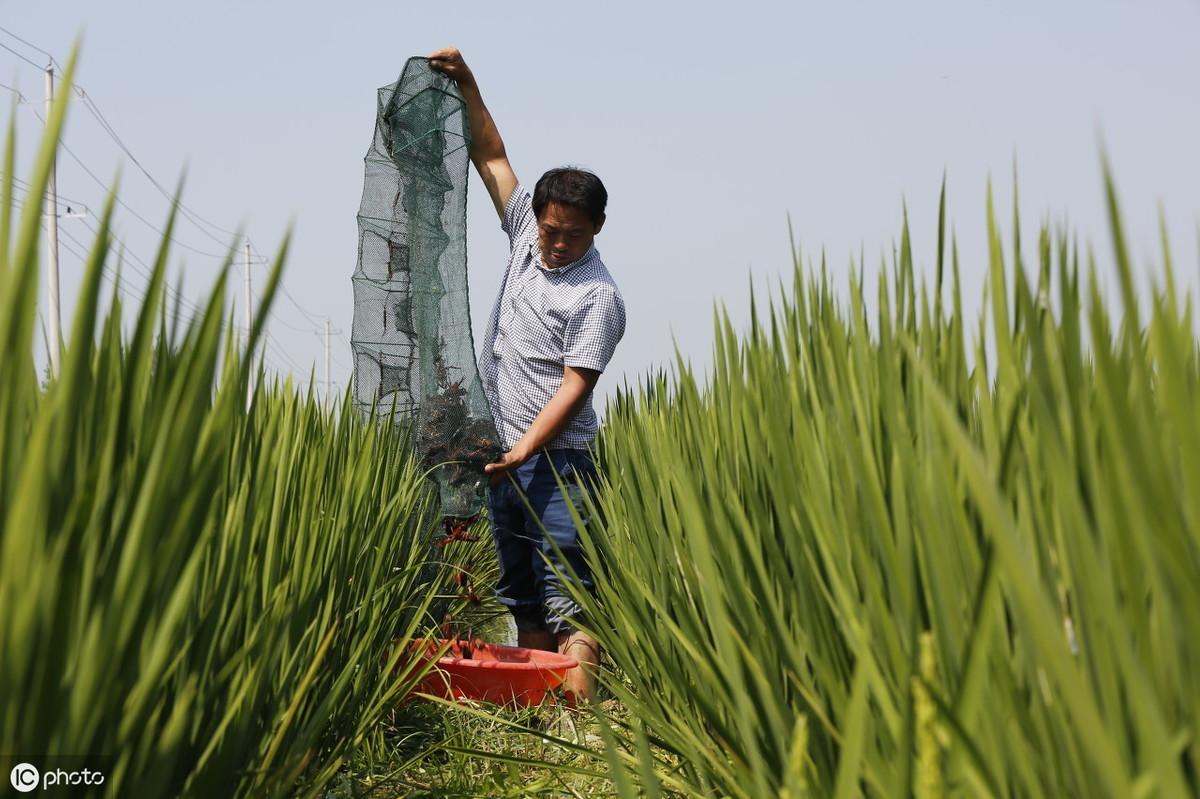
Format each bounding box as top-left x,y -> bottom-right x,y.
478,185 -> 626,450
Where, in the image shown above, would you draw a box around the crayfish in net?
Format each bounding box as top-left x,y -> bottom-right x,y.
436,512 -> 480,546
417,381 -> 503,516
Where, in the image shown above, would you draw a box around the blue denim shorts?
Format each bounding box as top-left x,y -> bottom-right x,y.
487,448 -> 598,636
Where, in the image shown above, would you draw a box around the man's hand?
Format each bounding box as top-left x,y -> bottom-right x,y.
426,46 -> 517,220
484,446 -> 530,487
483,367 -> 600,486
428,47 -> 475,87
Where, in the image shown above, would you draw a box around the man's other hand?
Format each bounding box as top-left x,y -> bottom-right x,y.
485,448 -> 528,486
428,48 -> 474,86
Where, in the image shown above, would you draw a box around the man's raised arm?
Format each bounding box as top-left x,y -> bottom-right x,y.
428,48 -> 518,221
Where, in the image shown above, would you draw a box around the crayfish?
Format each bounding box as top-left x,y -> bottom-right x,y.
436,513 -> 480,546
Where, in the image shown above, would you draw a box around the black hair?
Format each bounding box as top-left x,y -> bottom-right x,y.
532,167 -> 607,225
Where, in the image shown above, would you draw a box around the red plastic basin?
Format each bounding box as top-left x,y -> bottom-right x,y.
408,639 -> 578,707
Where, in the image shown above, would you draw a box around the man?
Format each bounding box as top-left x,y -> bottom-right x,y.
428,48 -> 625,702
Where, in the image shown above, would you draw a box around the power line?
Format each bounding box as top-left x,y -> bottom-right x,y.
57,220 -> 325,384
244,279 -> 326,377
248,285 -> 334,361
330,330 -> 354,370
9,173 -> 90,209
330,349 -> 352,370
54,230 -> 301,382
262,333 -> 311,375
6,174 -> 91,216
245,238 -> 329,331
75,214 -> 208,318
6,34 -> 239,259
5,28 -> 247,248
71,86 -> 240,245
41,202 -> 302,377
0,81 -> 28,103
26,104 -> 233,260
7,25 -> 339,381
50,220 -> 181,316
82,214 -> 328,376
281,284 -> 325,327
241,253 -> 331,354
0,40 -> 45,71
23,85 -> 321,347
57,221 -> 304,381
75,221 -> 339,381
0,26 -> 60,68
268,312 -> 322,335
59,222 -> 180,312
244,283 -> 312,339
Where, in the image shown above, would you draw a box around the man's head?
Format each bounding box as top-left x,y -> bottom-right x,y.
532,167 -> 607,268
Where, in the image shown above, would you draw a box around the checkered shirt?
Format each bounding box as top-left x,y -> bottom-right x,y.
479,185 -> 626,451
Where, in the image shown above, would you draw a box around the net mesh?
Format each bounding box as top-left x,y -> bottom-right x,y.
352,57 -> 501,519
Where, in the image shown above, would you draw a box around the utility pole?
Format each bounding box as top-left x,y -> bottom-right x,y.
44,63 -> 62,377
324,317 -> 332,405
244,240 -> 253,403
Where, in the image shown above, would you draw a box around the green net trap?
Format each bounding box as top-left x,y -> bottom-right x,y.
351,57 -> 501,521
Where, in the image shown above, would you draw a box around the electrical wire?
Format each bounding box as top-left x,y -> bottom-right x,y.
9,184 -> 90,221
26,104 -> 234,260
6,26 -> 241,252
247,283 -> 350,376
243,268 -> 333,353
75,215 -> 208,318
0,81 -> 28,103
36,134 -> 319,345
269,313 -> 322,335
262,333 -> 312,375
0,26 -> 60,68
245,282 -> 328,376
333,329 -> 355,361
0,40 -> 45,71
58,223 -> 303,381
243,238 -> 335,342
51,221 -> 181,316
281,285 -> 326,326
21,190 -> 306,382
6,26 -> 338,378
72,87 -> 241,246
329,349 -> 352,371
10,51 -> 239,260
319,327 -> 353,371
6,172 -> 91,211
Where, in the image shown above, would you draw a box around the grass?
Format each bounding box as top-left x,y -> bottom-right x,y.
549,173 -> 1200,797
334,169 -> 1200,799
0,49 -> 474,798
331,701 -> 607,798
8,45 -> 1198,799
331,609 -> 620,799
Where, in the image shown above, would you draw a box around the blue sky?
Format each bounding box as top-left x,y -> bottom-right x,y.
5,1 -> 1200,401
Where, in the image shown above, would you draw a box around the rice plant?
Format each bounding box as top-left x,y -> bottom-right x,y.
567,176 -> 1200,797
0,52 -> 453,797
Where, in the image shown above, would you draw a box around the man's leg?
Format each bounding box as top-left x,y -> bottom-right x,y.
529,450 -> 602,702
487,466 -> 549,646
519,628 -> 557,652
558,629 -> 600,702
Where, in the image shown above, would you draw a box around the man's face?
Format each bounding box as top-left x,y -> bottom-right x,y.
536,202 -> 604,268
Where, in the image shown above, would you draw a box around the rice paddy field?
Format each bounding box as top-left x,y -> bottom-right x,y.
4,62 -> 1198,798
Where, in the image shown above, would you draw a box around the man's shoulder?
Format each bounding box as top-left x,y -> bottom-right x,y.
502,185 -> 535,238
580,257 -> 622,300
564,261 -> 624,319
505,226 -> 539,277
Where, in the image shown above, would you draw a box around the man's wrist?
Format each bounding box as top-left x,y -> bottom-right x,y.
457,72 -> 479,93
508,442 -> 533,464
